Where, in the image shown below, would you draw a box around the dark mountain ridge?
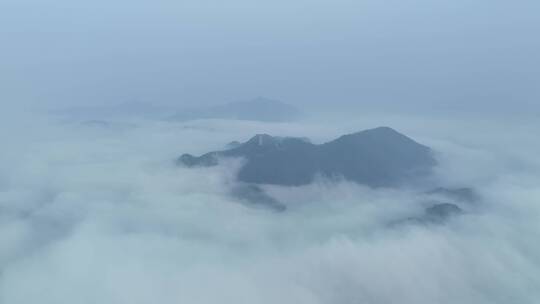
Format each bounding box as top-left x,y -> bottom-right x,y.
179,127 -> 437,188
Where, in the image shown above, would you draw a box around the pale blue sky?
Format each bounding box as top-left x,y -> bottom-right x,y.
1,0 -> 538,114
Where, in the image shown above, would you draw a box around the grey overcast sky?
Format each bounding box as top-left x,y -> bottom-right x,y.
1,0 -> 539,113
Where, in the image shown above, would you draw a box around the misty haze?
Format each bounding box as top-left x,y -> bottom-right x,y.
1,0 -> 539,303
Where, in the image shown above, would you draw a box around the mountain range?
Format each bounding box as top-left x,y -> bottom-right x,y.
179,127 -> 477,219
179,127 -> 436,188
58,97 -> 303,123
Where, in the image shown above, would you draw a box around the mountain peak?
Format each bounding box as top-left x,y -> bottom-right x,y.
367,126 -> 399,133
248,134 -> 277,146
350,126 -> 406,138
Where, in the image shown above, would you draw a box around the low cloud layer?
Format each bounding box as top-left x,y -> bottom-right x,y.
0,110 -> 539,303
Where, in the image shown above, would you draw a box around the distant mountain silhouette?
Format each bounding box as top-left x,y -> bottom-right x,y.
425,203 -> 463,219
171,97 -> 303,122
427,187 -> 478,203
231,184 -> 287,212
390,202 -> 464,227
391,187 -> 478,226
179,127 -> 436,187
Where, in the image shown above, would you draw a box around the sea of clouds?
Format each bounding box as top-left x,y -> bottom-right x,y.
0,109 -> 539,303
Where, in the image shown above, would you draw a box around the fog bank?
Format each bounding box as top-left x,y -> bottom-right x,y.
0,110 -> 539,303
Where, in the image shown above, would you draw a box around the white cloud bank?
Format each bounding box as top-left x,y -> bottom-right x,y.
0,111 -> 539,304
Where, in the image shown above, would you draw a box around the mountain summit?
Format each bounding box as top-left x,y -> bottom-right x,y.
179,127 -> 436,187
